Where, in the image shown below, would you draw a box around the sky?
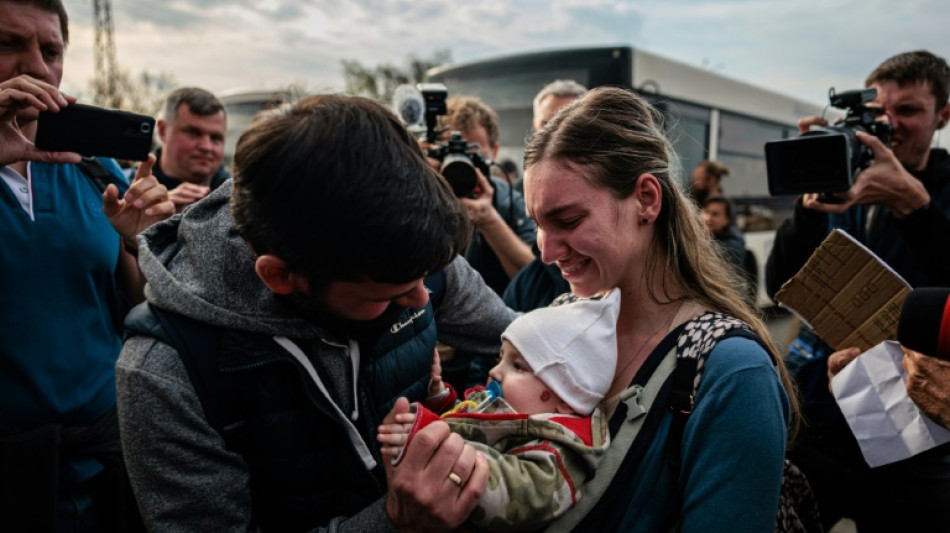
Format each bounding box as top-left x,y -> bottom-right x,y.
60,0 -> 950,108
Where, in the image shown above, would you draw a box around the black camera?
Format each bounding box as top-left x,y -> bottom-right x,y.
765,87 -> 892,201
417,83 -> 492,198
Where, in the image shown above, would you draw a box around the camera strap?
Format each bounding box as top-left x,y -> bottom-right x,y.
76,156 -> 127,196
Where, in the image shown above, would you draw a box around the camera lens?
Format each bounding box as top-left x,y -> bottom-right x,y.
140,122 -> 152,134
441,156 -> 478,198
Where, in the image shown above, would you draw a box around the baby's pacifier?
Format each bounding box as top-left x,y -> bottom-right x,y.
485,380 -> 503,401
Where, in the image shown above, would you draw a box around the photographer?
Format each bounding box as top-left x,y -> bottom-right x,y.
767,51 -> 950,292
438,96 -> 535,296
0,1 -> 173,530
765,50 -> 950,532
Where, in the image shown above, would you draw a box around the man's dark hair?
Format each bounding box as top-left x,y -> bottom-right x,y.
231,94 -> 469,285
697,159 -> 730,181
499,158 -> 519,179
162,87 -> 226,122
866,50 -> 950,108
13,0 -> 69,44
703,196 -> 734,222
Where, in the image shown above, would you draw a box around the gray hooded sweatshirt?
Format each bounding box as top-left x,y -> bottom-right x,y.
116,182 -> 515,532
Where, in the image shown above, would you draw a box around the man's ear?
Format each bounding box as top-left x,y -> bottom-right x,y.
254,254 -> 305,295
156,119 -> 168,143
937,103 -> 950,130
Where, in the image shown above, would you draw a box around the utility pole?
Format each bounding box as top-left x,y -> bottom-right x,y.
92,0 -> 120,108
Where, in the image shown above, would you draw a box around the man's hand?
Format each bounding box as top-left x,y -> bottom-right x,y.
0,76 -> 80,167
420,140 -> 442,172
797,115 -> 829,134
383,397 -> 488,531
460,169 -> 534,277
827,347 -> 862,390
168,182 -> 212,213
902,348 -> 950,430
802,131 -> 930,216
103,154 -> 175,246
459,169 -> 501,230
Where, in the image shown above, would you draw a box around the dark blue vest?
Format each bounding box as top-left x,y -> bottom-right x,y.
124,295 -> 439,531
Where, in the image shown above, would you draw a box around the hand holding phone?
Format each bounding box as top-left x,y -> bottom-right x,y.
0,76 -> 81,167
35,103 -> 155,161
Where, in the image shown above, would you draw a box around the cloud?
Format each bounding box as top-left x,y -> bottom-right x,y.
57,0 -> 950,107
636,0 -> 950,102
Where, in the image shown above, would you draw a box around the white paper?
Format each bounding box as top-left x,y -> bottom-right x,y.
831,340 -> 950,467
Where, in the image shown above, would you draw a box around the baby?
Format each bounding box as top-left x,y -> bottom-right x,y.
378,289 -> 620,531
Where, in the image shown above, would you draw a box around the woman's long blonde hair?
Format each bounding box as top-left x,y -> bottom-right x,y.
524,86 -> 800,436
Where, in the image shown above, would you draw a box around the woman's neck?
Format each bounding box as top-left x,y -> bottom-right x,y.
608,285 -> 704,399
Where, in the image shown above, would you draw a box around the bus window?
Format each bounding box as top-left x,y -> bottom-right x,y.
426,47 -> 633,166
426,46 -> 822,233
717,112 -> 799,229
651,98 -> 711,188
435,68 -> 592,163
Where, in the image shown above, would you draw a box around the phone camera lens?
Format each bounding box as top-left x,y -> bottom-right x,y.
140,122 -> 152,134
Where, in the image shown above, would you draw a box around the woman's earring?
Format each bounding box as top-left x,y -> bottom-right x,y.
640,217 -> 649,225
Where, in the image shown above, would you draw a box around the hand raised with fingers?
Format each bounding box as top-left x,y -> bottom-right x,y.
103,154 -> 175,245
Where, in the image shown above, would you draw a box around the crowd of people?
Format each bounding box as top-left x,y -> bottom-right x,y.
2,1 -> 949,532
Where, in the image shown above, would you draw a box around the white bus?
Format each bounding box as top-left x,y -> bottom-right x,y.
217,88 -> 300,168
426,45 -> 825,308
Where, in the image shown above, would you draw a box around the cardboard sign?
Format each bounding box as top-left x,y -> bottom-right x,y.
774,229 -> 911,352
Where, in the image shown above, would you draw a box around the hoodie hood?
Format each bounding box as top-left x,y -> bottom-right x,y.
137,180 -> 325,339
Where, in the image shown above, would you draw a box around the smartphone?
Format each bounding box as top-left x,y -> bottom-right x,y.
35,103 -> 155,161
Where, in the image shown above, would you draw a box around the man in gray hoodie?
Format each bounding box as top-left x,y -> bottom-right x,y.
116,94 -> 515,531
